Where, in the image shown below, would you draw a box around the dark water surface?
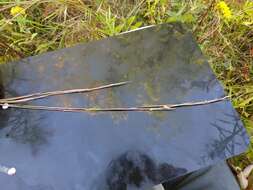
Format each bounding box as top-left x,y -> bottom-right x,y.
0,23 -> 249,190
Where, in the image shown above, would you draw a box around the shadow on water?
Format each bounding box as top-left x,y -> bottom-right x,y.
96,150 -> 187,190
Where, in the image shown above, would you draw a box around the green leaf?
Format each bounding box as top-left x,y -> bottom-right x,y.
130,21 -> 143,30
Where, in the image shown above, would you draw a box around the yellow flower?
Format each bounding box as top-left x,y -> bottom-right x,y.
10,6 -> 26,16
216,1 -> 232,20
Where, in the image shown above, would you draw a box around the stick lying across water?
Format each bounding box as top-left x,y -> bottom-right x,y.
0,96 -> 229,113
0,81 -> 131,104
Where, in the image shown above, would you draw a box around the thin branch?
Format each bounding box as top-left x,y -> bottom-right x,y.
0,96 -> 229,113
170,95 -> 229,108
0,104 -> 175,112
139,96 -> 229,108
0,81 -> 131,104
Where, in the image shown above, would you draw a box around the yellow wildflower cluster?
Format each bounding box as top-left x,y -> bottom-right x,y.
10,6 -> 26,16
216,1 -> 232,20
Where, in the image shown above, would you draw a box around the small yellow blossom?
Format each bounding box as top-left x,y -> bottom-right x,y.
10,6 -> 26,16
216,1 -> 232,20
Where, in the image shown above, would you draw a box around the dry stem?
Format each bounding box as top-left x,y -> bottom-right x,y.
0,81 -> 131,103
0,96 -> 229,113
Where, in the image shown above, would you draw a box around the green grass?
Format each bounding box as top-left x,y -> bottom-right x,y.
0,0 -> 253,177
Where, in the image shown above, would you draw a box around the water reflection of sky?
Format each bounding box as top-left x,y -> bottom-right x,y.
0,23 -> 249,190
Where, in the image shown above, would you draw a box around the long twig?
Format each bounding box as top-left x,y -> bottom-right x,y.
0,96 -> 229,113
0,81 -> 131,104
139,96 -> 229,108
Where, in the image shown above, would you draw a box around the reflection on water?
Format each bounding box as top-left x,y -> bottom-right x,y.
0,70 -> 52,154
190,74 -> 217,93
0,23 -> 249,190
0,69 -> 8,129
1,175 -> 54,190
201,110 -> 249,163
4,109 -> 51,155
96,150 -> 187,190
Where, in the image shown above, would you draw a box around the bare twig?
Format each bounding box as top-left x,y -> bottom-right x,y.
0,81 -> 131,104
139,96 -> 229,109
170,95 -> 229,108
0,96 -> 229,113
